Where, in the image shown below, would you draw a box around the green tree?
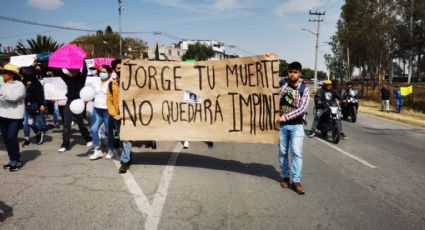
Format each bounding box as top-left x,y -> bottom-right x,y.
155,43 -> 160,61
182,42 -> 214,61
16,35 -> 62,55
123,37 -> 147,59
73,25 -> 121,58
279,59 -> 288,76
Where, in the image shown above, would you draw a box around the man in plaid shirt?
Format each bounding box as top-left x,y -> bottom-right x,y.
277,61 -> 310,194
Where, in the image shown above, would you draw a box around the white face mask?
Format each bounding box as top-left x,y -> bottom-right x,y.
99,72 -> 109,80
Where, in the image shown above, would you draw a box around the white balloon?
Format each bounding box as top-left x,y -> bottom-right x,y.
70,99 -> 85,114
79,86 -> 95,102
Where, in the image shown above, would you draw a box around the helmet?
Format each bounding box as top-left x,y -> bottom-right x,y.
324,80 -> 332,85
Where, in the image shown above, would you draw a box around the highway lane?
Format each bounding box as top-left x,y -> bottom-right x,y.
1,108 -> 424,229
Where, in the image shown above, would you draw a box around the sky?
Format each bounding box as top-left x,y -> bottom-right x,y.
0,0 -> 344,73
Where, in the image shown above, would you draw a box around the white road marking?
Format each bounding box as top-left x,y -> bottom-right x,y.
113,159 -> 153,217
114,142 -> 182,230
144,143 -> 182,230
314,138 -> 377,169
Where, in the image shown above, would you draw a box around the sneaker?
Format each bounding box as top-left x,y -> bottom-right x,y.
341,133 -> 348,140
36,132 -> 44,145
22,139 -> 30,148
308,131 -> 315,138
89,149 -> 103,160
58,144 -> 69,152
118,162 -> 130,174
86,141 -> 93,147
104,150 -> 114,160
8,161 -> 22,172
9,165 -> 21,172
183,141 -> 189,149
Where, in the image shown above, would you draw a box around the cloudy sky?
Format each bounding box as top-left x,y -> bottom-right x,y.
0,0 -> 344,72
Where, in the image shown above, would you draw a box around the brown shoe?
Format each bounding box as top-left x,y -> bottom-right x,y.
119,162 -> 130,174
293,182 -> 305,194
280,178 -> 290,188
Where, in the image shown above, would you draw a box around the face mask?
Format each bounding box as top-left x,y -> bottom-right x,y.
99,72 -> 109,80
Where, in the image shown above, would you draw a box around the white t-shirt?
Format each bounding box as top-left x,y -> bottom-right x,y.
93,79 -> 111,109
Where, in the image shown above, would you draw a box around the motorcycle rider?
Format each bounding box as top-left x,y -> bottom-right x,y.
308,80 -> 347,139
341,82 -> 359,116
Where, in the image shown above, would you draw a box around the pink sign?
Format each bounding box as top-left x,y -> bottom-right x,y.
93,58 -> 114,67
48,44 -> 86,69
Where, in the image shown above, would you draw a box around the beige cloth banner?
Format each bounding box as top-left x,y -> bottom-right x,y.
119,54 -> 281,144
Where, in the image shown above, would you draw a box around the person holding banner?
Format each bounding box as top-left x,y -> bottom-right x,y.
394,86 -> 404,113
276,61 -> 309,194
0,63 -> 26,172
89,65 -> 115,160
107,59 -> 133,173
58,68 -> 92,152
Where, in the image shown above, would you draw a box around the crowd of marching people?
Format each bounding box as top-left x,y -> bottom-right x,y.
1,54 -> 357,195
0,58 -> 158,173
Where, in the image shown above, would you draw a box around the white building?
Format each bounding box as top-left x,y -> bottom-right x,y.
147,39 -> 236,61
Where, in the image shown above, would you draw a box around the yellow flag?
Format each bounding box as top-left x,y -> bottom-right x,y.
400,85 -> 413,96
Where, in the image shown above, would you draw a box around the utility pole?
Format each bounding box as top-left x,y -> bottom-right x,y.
309,10 -> 325,92
118,0 -> 123,58
407,0 -> 414,84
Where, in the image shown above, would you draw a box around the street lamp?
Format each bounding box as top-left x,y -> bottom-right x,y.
301,28 -> 320,92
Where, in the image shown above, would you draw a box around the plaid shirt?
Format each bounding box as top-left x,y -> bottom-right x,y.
279,82 -> 310,123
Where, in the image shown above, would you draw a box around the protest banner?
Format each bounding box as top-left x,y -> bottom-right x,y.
401,85 -> 413,96
48,44 -> 86,69
93,58 -> 114,67
119,54 -> 281,144
43,77 -> 68,100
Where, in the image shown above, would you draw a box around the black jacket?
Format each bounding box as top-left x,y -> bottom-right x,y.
25,80 -> 45,106
381,87 -> 391,100
60,72 -> 87,104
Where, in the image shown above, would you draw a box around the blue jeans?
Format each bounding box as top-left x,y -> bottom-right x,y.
0,117 -> 21,165
120,141 -> 132,164
23,111 -> 45,137
396,98 -> 403,113
278,124 -> 305,183
91,108 -> 114,149
52,100 -> 60,124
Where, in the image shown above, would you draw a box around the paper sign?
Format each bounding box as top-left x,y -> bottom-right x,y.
48,44 -> 86,69
42,77 -> 68,100
10,54 -> 37,67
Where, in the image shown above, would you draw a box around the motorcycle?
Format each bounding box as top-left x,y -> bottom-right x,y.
317,103 -> 341,144
341,90 -> 359,123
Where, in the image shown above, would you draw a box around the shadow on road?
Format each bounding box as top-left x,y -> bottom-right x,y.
20,149 -> 41,167
0,201 -> 13,222
131,152 -> 282,182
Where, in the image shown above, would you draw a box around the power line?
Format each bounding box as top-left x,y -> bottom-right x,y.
0,15 -> 98,32
0,14 -> 255,56
323,0 -> 342,12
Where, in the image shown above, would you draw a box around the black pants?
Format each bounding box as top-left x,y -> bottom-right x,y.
62,103 -> 92,147
0,117 -> 21,163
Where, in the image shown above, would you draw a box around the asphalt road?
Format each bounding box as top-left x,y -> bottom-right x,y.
1,107 -> 425,230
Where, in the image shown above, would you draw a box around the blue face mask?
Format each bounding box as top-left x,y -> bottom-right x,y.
99,72 -> 109,80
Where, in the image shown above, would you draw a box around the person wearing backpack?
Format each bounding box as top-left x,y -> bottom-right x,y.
276,61 -> 309,194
